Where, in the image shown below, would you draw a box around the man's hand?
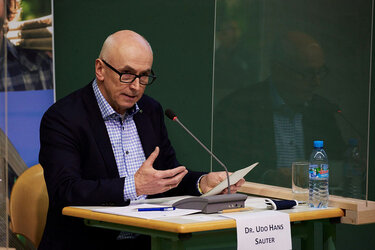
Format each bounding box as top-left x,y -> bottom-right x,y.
134,147 -> 188,196
199,171 -> 245,194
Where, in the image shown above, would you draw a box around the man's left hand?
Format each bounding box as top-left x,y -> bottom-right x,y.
199,171 -> 245,194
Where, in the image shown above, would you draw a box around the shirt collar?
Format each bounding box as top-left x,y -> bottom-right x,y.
269,79 -> 297,118
6,38 -> 18,59
92,79 -> 140,120
269,78 -> 285,109
269,79 -> 310,116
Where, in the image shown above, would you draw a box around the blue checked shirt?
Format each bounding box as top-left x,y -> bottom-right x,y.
0,38 -> 53,91
93,80 -> 147,201
270,82 -> 305,168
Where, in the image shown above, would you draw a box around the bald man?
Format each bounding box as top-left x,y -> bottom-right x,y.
39,30 -> 244,250
214,31 -> 345,187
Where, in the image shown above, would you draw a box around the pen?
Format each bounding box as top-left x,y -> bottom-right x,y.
137,207 -> 176,212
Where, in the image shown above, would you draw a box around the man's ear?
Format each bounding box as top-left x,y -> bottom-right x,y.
95,59 -> 105,81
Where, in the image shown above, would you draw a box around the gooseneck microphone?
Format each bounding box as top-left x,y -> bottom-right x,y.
165,109 -> 231,194
165,109 -> 248,213
336,109 -> 364,141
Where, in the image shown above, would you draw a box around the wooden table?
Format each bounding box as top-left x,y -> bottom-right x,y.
63,197 -> 344,250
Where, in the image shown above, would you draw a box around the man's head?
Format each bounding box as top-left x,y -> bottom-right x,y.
1,0 -> 19,34
95,30 -> 154,115
271,31 -> 326,106
1,0 -> 5,33
217,20 -> 241,50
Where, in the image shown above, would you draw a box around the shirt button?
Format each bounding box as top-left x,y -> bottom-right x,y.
125,151 -> 129,155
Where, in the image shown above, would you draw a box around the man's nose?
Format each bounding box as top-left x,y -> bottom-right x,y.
129,77 -> 141,90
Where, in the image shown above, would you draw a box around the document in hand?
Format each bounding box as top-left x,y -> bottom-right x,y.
201,162 -> 259,197
172,162 -> 258,213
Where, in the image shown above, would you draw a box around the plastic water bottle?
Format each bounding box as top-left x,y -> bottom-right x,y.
344,138 -> 363,198
308,140 -> 329,208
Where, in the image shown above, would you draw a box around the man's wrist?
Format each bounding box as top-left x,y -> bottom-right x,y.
197,174 -> 206,194
124,175 -> 147,200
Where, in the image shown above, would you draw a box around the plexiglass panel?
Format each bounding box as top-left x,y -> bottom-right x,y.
1,0 -> 53,247
1,0 -> 9,247
213,0 -> 371,199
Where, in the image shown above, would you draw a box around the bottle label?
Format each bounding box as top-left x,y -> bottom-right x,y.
309,164 -> 329,179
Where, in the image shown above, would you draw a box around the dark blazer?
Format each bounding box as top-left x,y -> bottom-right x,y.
39,82 -> 204,250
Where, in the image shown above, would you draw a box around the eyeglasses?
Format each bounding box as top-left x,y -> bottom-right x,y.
101,59 -> 156,85
277,62 -> 329,81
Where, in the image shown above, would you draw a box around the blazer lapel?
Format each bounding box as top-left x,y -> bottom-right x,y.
82,83 -> 119,177
133,109 -> 157,159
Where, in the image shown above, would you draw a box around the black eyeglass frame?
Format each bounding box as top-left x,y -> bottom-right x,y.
275,61 -> 329,81
101,59 -> 156,85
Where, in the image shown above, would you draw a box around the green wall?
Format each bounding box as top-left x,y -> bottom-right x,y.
53,0 -> 375,249
54,0 -> 215,172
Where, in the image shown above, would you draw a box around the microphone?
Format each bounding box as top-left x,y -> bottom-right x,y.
336,109 -> 364,142
312,98 -> 363,142
165,109 -> 231,194
165,109 -> 247,213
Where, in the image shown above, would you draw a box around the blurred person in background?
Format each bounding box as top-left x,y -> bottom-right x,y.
0,0 -> 52,91
214,31 -> 345,188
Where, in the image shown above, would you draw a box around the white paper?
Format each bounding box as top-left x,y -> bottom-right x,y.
91,203 -> 200,219
202,162 -> 259,197
222,210 -> 291,250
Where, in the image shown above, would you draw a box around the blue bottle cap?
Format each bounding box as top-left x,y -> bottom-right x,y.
313,140 -> 324,148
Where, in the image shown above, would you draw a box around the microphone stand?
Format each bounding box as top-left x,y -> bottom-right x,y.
173,117 -> 231,194
165,109 -> 247,213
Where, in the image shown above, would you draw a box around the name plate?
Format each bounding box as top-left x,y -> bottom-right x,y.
222,210 -> 291,250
